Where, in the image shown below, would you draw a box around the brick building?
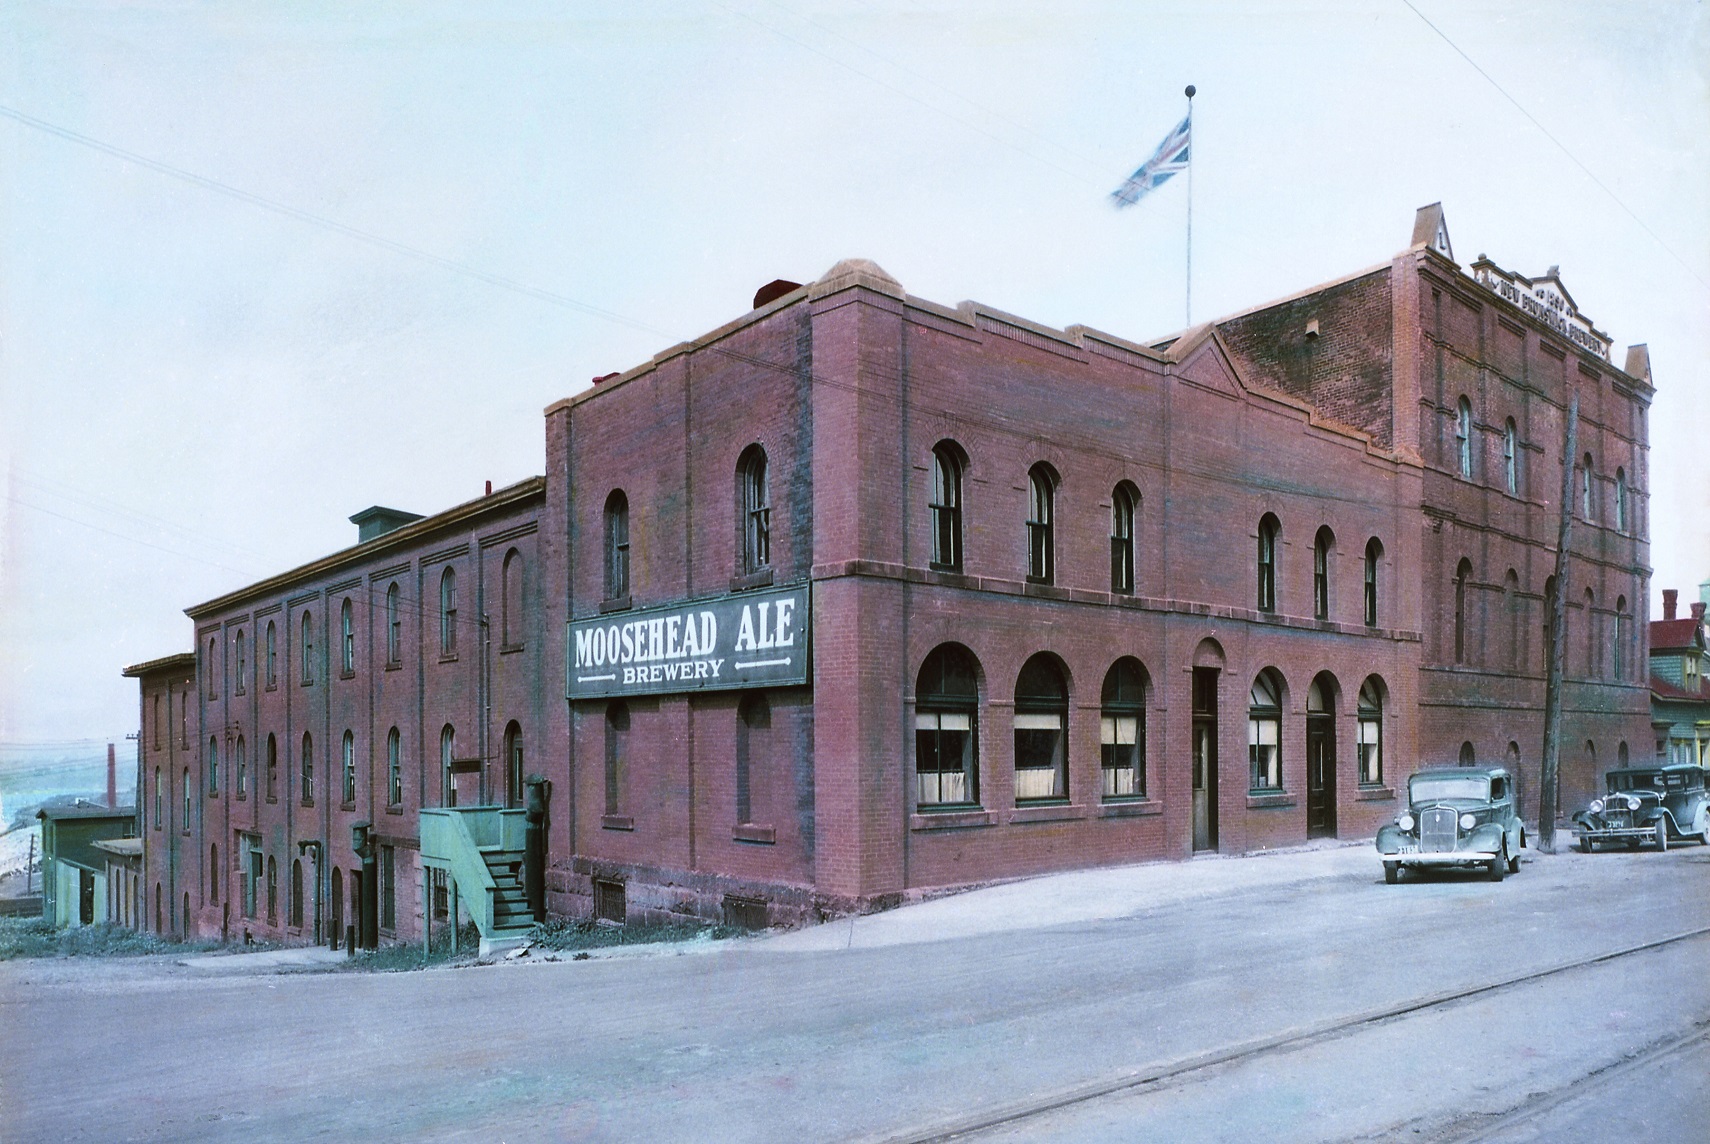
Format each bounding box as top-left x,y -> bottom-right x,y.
129,205 -> 1655,943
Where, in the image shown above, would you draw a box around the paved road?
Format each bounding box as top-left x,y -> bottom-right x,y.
2,843 -> 1707,1143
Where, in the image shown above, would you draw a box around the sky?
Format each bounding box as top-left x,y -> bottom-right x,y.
2,0 -> 1706,759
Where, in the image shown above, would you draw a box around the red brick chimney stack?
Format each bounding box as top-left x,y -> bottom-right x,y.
107,742 -> 117,808
1692,601 -> 1706,627
1663,588 -> 1678,620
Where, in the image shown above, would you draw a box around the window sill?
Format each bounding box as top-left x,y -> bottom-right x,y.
300,798 -> 314,808
732,823 -> 776,845
265,796 -> 277,805
499,642 -> 525,655
340,801 -> 357,812
235,689 -> 246,698
385,804 -> 405,816
1099,798 -> 1162,818
235,794 -> 247,802
599,595 -> 632,614
928,562 -> 963,576
265,683 -> 277,693
208,791 -> 220,799
1246,791 -> 1295,809
1356,786 -> 1397,802
438,653 -> 459,664
339,670 -> 355,681
730,569 -> 774,592
601,814 -> 635,832
385,661 -> 402,672
910,808 -> 996,831
1009,802 -> 1087,825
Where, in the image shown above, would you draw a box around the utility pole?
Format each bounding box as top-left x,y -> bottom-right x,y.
1539,392 -> 1579,853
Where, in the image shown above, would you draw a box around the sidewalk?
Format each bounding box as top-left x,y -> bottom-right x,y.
177,946 -> 349,974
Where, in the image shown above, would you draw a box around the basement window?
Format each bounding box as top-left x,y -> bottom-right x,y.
593,879 -> 627,925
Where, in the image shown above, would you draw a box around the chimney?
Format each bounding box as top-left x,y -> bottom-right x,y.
485,480 -> 493,496
1664,589 -> 1678,621
1693,602 -> 1706,627
107,742 -> 117,808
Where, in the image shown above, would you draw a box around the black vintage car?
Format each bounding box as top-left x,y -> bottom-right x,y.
1572,763 -> 1710,852
1376,765 -> 1525,883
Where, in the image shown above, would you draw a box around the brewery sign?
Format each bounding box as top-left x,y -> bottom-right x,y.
567,582 -> 810,699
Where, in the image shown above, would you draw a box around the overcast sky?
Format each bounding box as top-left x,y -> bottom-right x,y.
2,0 -> 1705,754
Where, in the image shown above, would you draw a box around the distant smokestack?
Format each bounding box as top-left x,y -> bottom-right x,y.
1693,601 -> 1706,627
1664,588 -> 1678,621
485,480 -> 493,496
107,743 -> 117,808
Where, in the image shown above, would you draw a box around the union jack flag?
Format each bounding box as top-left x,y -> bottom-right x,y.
1110,115 -> 1191,208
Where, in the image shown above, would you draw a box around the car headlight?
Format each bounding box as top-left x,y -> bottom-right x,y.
1625,795 -> 1641,811
1398,813 -> 1415,832
1459,813 -> 1477,830
1589,799 -> 1604,813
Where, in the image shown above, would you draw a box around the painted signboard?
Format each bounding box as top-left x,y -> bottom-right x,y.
566,583 -> 810,699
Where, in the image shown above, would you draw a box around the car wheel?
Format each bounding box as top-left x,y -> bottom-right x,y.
1384,861 -> 1399,885
1488,842 -> 1506,882
1508,845 -> 1521,874
1655,820 -> 1668,852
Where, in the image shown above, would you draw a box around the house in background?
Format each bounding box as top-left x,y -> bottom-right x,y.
36,804 -> 138,928
1651,587 -> 1709,766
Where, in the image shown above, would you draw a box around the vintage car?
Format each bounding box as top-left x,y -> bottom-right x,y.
1376,765 -> 1525,883
1571,763 -> 1710,852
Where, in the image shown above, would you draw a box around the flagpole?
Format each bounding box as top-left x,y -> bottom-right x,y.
1184,84 -> 1195,327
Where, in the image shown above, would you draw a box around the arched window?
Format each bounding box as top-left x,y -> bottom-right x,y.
342,731 -> 356,804
207,636 -> 218,698
1357,676 -> 1384,786
1248,670 -> 1284,791
235,735 -> 247,798
386,583 -> 401,664
915,644 -> 980,808
1111,483 -> 1138,594
738,446 -> 770,574
180,693 -> 188,749
265,733 -> 278,800
1614,468 -> 1627,533
1542,575 -> 1558,673
300,610 -> 314,684
1014,654 -> 1068,802
1581,453 -> 1595,520
1455,396 -> 1473,477
930,443 -> 965,572
1313,527 -> 1334,620
1100,658 -> 1147,798
290,859 -> 304,928
1614,595 -> 1628,680
1583,588 -> 1597,678
265,621 -> 277,687
1025,464 -> 1056,584
234,630 -> 247,695
1257,514 -> 1279,612
340,598 -> 354,674
503,548 -> 525,645
387,728 -> 403,806
736,696 -> 769,824
1503,418 -> 1518,495
1364,538 -> 1382,626
153,694 -> 161,750
605,490 -> 630,600
266,856 -> 277,925
182,767 -> 190,825
1454,559 -> 1472,665
300,732 -> 313,802
1459,741 -> 1476,767
439,567 -> 458,655
208,737 -> 220,795
605,704 -> 629,816
1618,741 -> 1629,767
440,725 -> 456,807
1504,569 -> 1522,671
209,844 -> 219,905
503,722 -> 523,809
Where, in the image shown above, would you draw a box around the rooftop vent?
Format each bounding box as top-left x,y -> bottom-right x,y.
350,506 -> 425,544
753,279 -> 802,309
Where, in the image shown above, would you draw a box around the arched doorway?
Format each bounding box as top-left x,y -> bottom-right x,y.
1306,672 -> 1339,839
330,868 -> 344,951
1191,639 -> 1224,853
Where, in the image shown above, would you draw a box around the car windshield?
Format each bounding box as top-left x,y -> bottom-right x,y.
1607,773 -> 1663,793
1410,775 -> 1489,802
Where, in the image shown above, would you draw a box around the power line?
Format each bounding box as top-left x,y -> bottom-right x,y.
1398,0 -> 1709,294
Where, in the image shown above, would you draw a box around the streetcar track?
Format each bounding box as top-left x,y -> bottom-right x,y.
865,924 -> 1710,1144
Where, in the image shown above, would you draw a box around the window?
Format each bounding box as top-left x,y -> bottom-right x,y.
739,446 -> 771,574
208,737 -> 219,795
342,731 -> 356,804
381,845 -> 396,931
1313,527 -> 1333,621
605,704 -> 629,816
1581,453 -> 1595,520
503,548 -> 525,644
504,722 -> 524,809
234,630 -> 246,694
290,859 -> 304,928
153,767 -> 162,828
265,621 -> 277,687
235,735 -> 247,798
153,694 -> 161,749
1455,396 -> 1473,477
1014,654 -> 1068,803
1613,596 -> 1627,681
206,636 -> 218,698
1111,483 -> 1137,594
605,492 -> 630,599
1503,418 -> 1518,495
1257,514 -> 1279,612
1100,658 -> 1147,798
180,693 -> 188,749
385,583 -> 401,664
340,598 -> 354,675
210,844 -> 219,905
266,856 -> 277,926
440,567 -> 457,655
1248,670 -> 1283,791
930,443 -> 965,572
300,732 -> 314,803
440,725 -> 456,808
736,695 -> 769,824
387,728 -> 403,806
1454,558 -> 1472,665
300,610 -> 314,684
265,733 -> 277,800
1357,676 -> 1384,786
915,644 -> 979,807
1459,741 -> 1476,767
1025,464 -> 1056,584
1614,468 -> 1627,533
182,767 -> 190,826
1364,538 -> 1382,626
